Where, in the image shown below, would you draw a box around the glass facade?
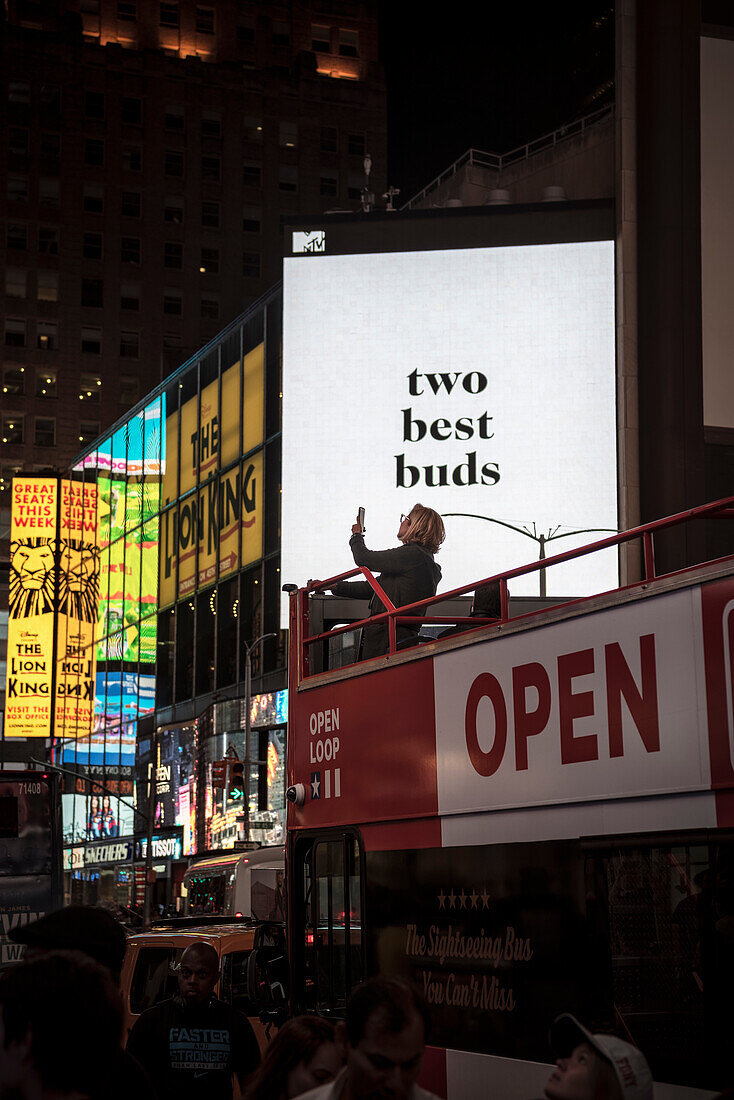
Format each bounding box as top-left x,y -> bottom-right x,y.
62,289 -> 286,871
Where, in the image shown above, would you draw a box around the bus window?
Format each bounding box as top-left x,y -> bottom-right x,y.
297,832 -> 363,1016
187,871 -> 229,915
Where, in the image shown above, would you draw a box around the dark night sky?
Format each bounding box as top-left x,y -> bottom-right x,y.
378,4 -> 614,202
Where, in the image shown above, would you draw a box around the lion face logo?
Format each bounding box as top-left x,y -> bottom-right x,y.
9,539 -> 57,619
58,540 -> 100,624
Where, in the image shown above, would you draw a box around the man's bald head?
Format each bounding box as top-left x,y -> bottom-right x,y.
178,942 -> 219,1006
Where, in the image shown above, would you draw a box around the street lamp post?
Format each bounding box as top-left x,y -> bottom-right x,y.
443,514 -> 618,597
242,632 -> 276,844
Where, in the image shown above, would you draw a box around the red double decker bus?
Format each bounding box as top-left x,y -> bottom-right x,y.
281,498 -> 734,1099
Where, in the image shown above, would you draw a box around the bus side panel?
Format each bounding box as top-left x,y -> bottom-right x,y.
364,834 -> 734,1094
700,577 -> 734,823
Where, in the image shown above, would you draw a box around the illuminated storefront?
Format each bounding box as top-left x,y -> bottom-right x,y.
63,289 -> 286,879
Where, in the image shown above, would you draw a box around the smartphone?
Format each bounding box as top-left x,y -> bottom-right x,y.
357,506 -> 366,532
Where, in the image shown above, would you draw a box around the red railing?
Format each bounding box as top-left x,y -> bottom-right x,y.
296,496 -> 734,678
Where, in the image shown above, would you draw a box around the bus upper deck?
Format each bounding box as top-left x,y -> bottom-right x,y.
280,497 -> 734,1099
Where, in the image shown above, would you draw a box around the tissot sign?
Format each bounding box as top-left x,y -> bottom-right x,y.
282,238 -> 616,621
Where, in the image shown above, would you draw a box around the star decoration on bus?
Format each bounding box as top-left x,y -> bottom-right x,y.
311,773 -> 321,798
437,888 -> 491,909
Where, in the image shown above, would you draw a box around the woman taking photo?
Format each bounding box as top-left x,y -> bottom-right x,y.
328,504 -> 445,659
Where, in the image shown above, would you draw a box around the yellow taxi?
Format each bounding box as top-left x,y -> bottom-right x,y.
120,918 -> 284,1053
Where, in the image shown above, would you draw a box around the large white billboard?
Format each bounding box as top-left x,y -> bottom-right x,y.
282,240 -> 616,623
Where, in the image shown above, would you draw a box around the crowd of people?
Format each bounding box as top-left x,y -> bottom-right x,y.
4,903 -> 733,1100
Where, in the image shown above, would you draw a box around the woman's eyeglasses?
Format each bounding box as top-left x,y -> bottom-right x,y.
400,514 -> 409,523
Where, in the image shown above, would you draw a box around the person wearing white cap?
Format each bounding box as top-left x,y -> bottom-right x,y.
542,1014 -> 653,1100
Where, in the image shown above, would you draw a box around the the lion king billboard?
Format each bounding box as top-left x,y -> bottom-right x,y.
6,476 -> 99,739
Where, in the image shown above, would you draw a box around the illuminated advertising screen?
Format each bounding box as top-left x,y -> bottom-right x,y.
282,230 -> 617,620
6,477 -> 99,738
159,345 -> 264,607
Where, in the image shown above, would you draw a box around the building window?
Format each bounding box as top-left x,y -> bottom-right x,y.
34,418 -> 56,447
243,117 -> 262,142
121,282 -> 140,311
121,190 -> 141,217
165,105 -> 185,132
121,96 -> 142,125
85,138 -> 105,167
160,1 -> 179,27
4,319 -> 26,347
279,121 -> 298,148
9,81 -> 30,104
81,0 -> 100,11
85,91 -> 105,119
5,268 -> 27,299
37,321 -> 58,350
312,24 -> 330,51
279,166 -> 298,192
237,12 -> 254,43
272,19 -> 289,46
81,328 -> 102,355
242,251 -> 260,278
37,271 -> 59,302
339,28 -> 358,57
40,133 -> 61,173
163,290 -> 182,315
81,278 -> 103,308
119,376 -> 139,407
162,333 -> 181,352
164,196 -> 184,223
320,126 -> 338,153
117,1 -> 136,21
83,231 -> 103,259
120,331 -> 139,358
3,366 -> 26,396
122,145 -> 142,171
39,83 -> 61,112
200,247 -> 219,274
164,242 -> 183,269
9,127 -> 29,158
242,205 -> 260,232
79,420 -> 100,445
201,155 -> 220,182
2,415 -> 24,445
196,5 -> 215,33
8,176 -> 29,202
201,295 -> 219,319
121,237 -> 141,264
83,185 -> 104,213
36,369 -> 57,398
201,200 -> 220,228
320,174 -> 338,197
39,179 -> 60,208
39,227 -> 60,256
7,223 -> 27,250
201,110 -> 221,138
165,150 -> 184,177
348,132 -> 365,157
80,372 -> 102,400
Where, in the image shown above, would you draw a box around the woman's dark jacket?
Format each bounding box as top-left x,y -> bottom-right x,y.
331,533 -> 441,659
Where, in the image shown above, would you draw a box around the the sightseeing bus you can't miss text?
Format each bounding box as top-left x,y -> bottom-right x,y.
259,498 -> 734,1100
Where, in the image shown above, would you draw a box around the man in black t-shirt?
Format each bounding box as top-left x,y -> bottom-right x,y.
126,940 -> 260,1100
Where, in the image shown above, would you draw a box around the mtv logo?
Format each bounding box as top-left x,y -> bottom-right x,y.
292,230 -> 326,254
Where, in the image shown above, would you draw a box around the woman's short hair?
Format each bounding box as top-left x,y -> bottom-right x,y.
405,504 -> 445,555
245,1015 -> 336,1100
